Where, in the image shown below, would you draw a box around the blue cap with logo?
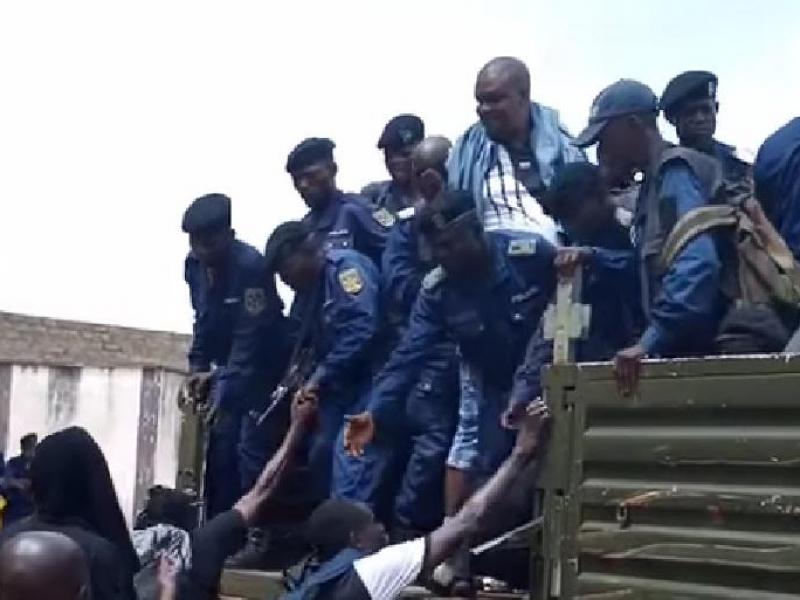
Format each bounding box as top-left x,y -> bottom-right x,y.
574,79 -> 659,148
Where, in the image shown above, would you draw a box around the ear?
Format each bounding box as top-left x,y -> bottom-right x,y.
714,100 -> 720,114
330,161 -> 338,178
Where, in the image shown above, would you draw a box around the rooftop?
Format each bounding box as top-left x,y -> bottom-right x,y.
0,311 -> 190,371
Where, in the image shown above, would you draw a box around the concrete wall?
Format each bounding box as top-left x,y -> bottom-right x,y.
2,363 -> 184,522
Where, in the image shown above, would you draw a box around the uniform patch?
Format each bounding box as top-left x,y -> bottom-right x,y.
338,268 -> 364,295
372,207 -> 396,228
397,206 -> 416,221
422,266 -> 446,290
508,238 -> 537,256
244,288 -> 266,315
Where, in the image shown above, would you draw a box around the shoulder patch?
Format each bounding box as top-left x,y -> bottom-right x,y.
243,288 -> 266,315
422,266 -> 446,291
372,207 -> 396,228
338,267 -> 364,295
508,238 -> 537,256
397,206 -> 416,221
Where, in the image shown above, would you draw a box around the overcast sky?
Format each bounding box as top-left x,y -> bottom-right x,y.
2,0 -> 798,334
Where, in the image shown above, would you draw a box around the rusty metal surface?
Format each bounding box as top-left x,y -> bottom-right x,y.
540,355 -> 800,599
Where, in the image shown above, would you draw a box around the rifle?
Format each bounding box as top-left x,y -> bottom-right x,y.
257,344 -> 316,425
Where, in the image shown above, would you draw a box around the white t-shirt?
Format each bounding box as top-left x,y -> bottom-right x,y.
329,537 -> 427,600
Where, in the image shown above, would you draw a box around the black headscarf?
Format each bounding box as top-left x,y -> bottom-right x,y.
30,426 -> 140,574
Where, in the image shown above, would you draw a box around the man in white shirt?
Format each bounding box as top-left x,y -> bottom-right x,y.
285,403 -> 550,600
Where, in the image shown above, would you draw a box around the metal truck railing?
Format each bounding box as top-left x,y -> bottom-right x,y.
537,355 -> 800,599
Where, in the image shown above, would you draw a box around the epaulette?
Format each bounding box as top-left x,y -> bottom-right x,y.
422,266 -> 446,291
507,238 -> 537,256
397,206 -> 416,221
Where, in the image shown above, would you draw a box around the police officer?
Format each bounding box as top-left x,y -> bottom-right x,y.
182,193 -> 289,518
660,71 -> 751,186
506,162 -> 643,422
754,117 -> 800,260
574,80 -> 727,392
287,137 -> 391,266
346,189 -> 556,480
380,135 -> 458,537
362,114 -> 425,214
263,221 -> 389,512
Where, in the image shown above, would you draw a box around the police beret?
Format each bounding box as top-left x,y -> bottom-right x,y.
377,114 -> 425,151
263,220 -> 313,273
181,193 -> 231,234
286,138 -> 336,173
418,189 -> 477,235
660,71 -> 718,120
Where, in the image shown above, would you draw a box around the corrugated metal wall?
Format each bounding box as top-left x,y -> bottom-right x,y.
540,356 -> 800,599
0,363 -> 185,521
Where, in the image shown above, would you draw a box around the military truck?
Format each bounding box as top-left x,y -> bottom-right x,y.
176,276 -> 800,599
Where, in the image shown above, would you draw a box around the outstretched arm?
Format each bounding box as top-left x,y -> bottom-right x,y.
425,403 -> 550,571
233,396 -> 317,525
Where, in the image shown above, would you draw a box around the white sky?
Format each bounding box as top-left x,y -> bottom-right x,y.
2,0 -> 798,334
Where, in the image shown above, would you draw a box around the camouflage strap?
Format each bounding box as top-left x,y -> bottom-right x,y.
659,205 -> 737,270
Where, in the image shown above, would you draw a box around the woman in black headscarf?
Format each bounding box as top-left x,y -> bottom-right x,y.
0,426 -> 138,600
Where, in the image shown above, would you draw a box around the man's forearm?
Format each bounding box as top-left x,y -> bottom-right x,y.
234,422 -> 306,524
426,448 -> 535,569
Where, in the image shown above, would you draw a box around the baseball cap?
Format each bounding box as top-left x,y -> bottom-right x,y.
574,79 -> 659,148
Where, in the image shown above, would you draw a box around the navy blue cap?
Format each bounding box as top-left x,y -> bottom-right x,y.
574,80 -> 659,148
286,137 -> 335,173
263,220 -> 313,273
377,114 -> 425,151
660,71 -> 718,121
181,193 -> 231,234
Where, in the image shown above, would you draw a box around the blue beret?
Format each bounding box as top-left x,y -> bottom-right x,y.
377,114 -> 425,151
660,71 -> 718,119
418,189 -> 477,235
263,220 -> 313,273
286,137 -> 335,173
181,193 -> 231,234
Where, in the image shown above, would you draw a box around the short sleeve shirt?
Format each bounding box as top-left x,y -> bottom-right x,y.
326,537 -> 428,599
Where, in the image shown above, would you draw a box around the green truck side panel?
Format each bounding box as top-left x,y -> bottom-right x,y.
540,355 -> 800,599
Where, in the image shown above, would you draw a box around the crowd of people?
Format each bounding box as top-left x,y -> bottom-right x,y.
1,54 -> 799,599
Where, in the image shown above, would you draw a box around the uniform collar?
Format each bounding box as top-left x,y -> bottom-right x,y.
308,190 -> 345,229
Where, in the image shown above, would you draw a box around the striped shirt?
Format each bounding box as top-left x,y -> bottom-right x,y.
482,144 -> 559,244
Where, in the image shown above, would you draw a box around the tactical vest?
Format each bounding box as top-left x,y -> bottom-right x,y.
638,145 -> 724,312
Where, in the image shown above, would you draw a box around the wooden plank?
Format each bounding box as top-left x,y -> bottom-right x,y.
578,521 -> 800,573
576,573 -> 800,599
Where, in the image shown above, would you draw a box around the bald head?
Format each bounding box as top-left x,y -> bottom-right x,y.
0,531 -> 89,600
412,136 -> 452,203
478,57 -> 531,98
475,57 -> 532,145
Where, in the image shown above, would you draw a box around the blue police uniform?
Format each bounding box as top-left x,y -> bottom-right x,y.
362,181 -> 416,215
711,139 -> 751,187
754,117 -> 800,260
185,239 -> 290,517
300,191 -> 391,267
636,162 -> 726,356
289,248 -> 388,510
369,232 -> 557,477
381,209 -> 459,531
511,223 -> 642,406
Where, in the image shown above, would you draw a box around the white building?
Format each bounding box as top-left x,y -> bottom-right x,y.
0,311 -> 189,521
